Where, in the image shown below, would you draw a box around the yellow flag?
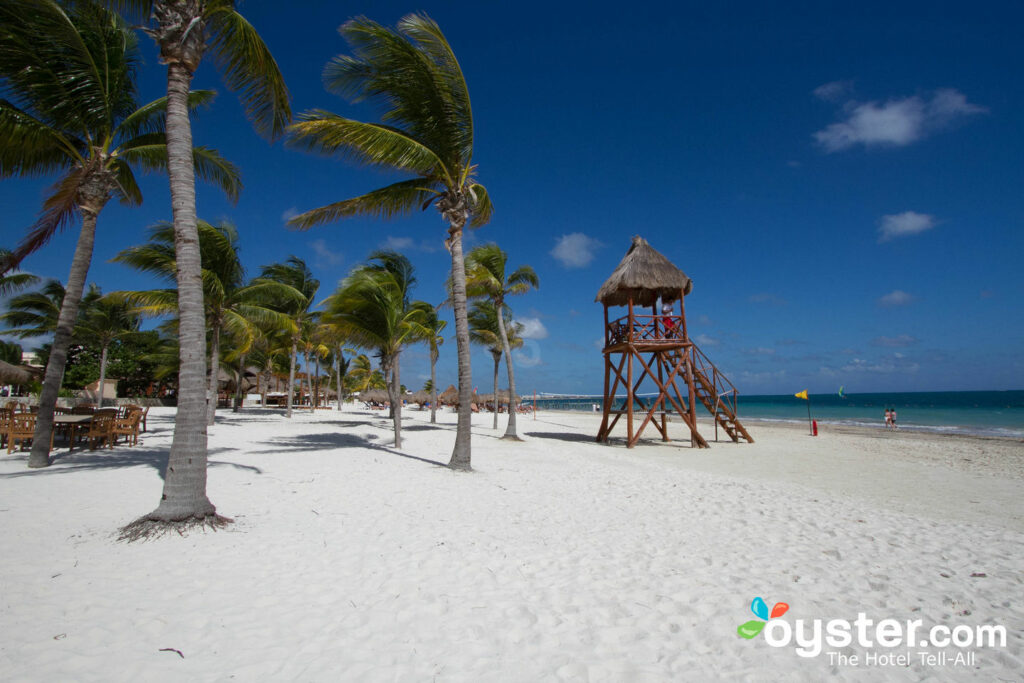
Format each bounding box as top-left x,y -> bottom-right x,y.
795,390 -> 808,400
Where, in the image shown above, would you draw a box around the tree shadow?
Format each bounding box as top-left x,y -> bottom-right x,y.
527,431 -> 599,444
258,431 -> 448,468
0,445 -> 261,480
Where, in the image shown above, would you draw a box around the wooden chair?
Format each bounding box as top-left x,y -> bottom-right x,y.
0,407 -> 12,449
7,412 -> 53,454
139,405 -> 150,432
111,408 -> 142,446
85,410 -> 116,450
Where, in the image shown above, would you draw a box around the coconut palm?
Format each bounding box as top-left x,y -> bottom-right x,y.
468,300 -> 523,430
258,257 -> 320,418
113,221 -> 302,424
76,286 -> 142,408
324,251 -> 430,448
0,339 -> 22,365
0,250 -> 38,296
465,244 -> 539,439
419,305 -> 447,424
0,0 -> 239,469
287,14 -> 491,470
0,280 -> 66,339
345,354 -> 379,394
109,0 -> 289,532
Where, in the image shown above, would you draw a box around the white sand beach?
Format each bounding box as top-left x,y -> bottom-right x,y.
1,406 -> 1022,682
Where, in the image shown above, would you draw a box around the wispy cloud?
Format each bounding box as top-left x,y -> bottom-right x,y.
813,80 -> 853,102
871,334 -> 918,347
814,88 -> 986,152
550,232 -> 601,269
515,317 -> 548,340
878,211 -> 936,242
694,334 -> 719,347
281,207 -> 299,223
878,290 -> 915,307
309,239 -> 343,267
742,347 -> 776,356
841,354 -> 919,374
380,236 -> 437,253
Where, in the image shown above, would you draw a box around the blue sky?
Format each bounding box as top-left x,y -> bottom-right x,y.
3,1 -> 1022,395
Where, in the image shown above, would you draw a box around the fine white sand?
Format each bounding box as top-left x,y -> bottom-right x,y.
1,406 -> 1022,681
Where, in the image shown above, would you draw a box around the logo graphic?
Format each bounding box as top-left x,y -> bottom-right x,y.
737,596 -> 789,639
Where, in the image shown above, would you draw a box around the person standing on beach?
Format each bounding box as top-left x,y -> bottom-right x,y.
891,408 -> 898,430
884,408 -> 892,430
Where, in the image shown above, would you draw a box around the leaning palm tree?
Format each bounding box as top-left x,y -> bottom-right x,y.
76,287 -> 142,408
465,244 -> 539,439
324,251 -> 430,449
113,221 -> 302,424
109,0 -> 289,533
420,305 -> 447,424
287,14 -> 491,470
468,300 -> 523,430
259,257 -> 320,418
0,1 -> 240,469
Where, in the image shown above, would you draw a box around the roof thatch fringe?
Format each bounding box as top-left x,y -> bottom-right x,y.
595,235 -> 693,308
0,360 -> 33,385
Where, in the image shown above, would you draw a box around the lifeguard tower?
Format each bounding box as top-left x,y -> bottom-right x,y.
595,236 -> 753,448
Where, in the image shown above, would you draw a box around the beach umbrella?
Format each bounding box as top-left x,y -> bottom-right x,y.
438,385 -> 458,405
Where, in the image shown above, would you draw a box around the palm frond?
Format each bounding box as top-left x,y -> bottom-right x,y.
0,101 -> 81,177
114,89 -> 217,140
204,5 -> 291,140
288,179 -> 438,230
467,182 -> 492,228
6,170 -> 82,271
110,157 -> 143,206
288,111 -> 445,178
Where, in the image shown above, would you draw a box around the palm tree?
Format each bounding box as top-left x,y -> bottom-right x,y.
287,14 -> 491,470
259,257 -> 320,418
0,280 -> 66,339
114,221 -> 302,424
76,286 -> 142,408
0,339 -> 22,365
465,244 -> 539,439
0,250 -> 38,296
420,305 -> 447,424
110,0 -> 289,532
0,1 -> 239,469
324,251 -> 430,449
468,300 -> 524,430
345,354 -> 378,394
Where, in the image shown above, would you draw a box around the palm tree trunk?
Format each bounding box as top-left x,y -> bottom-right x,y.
302,350 -> 310,409
491,350 -> 500,430
206,322 -> 220,426
97,343 -> 109,409
143,60 -> 216,521
261,369 -> 268,408
495,302 -> 522,440
233,352 -> 245,412
27,210 -> 99,468
387,351 -> 401,448
447,225 -> 472,470
335,346 -> 342,411
429,348 -> 438,424
314,355 -> 320,408
286,341 -> 296,418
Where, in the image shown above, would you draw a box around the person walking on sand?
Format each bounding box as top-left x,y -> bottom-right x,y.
884,407 -> 892,430
890,408 -> 898,430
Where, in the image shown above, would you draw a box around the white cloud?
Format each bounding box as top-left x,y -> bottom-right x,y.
281,207 -> 299,222
878,290 -> 915,307
813,80 -> 853,102
749,292 -> 787,306
309,239 -> 343,266
814,88 -> 986,152
871,334 -> 918,347
515,317 -> 548,340
550,233 -> 601,269
382,236 -> 415,250
694,334 -> 719,347
742,347 -> 776,356
878,211 -> 936,242
841,356 -> 919,374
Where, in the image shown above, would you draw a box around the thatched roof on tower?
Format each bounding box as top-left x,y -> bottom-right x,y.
595,236 -> 693,307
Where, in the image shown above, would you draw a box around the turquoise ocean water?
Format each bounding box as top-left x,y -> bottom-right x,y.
531,391 -> 1024,438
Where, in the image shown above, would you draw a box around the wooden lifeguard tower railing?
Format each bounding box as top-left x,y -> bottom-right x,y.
595,236 -> 753,448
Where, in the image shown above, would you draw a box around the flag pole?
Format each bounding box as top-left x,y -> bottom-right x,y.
806,396 -> 812,435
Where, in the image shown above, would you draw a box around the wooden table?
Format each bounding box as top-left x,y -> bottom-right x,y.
53,414 -> 92,448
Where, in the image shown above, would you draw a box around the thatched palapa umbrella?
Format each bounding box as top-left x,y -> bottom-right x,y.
438,384 -> 458,405
0,360 -> 32,385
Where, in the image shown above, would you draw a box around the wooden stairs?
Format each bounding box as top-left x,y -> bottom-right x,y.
670,345 -> 754,444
